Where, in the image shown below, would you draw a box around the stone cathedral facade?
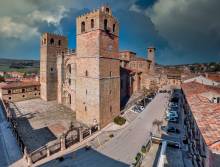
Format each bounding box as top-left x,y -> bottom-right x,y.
40,6 -> 155,128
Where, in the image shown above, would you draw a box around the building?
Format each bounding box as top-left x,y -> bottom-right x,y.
182,82 -> 220,167
0,80 -> 40,102
40,6 -> 156,129
183,75 -> 220,86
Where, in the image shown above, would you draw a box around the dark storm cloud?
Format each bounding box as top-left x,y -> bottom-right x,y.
135,0 -> 155,9
114,9 -> 167,56
146,0 -> 220,64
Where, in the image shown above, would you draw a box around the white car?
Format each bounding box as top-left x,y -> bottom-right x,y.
167,112 -> 178,118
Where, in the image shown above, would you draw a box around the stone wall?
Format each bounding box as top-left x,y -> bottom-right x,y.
40,33 -> 68,101
1,86 -> 40,102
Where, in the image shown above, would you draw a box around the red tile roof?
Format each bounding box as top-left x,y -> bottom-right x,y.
0,81 -> 40,89
182,82 -> 220,152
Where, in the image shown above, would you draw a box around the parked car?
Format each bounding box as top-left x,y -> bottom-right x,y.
167,127 -> 180,134
166,110 -> 178,115
167,117 -> 178,123
169,102 -> 178,107
167,112 -> 178,118
167,142 -> 181,149
170,106 -> 179,111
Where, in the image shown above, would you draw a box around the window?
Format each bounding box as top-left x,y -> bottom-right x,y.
50,68 -> 54,72
34,87 -> 37,91
69,94 -> 71,104
85,70 -> 88,77
91,19 -> 94,28
86,89 -> 88,95
81,21 -> 85,33
8,90 -> 11,94
50,38 -> 54,45
68,79 -> 71,85
85,106 -> 87,111
110,106 -> 112,112
106,8 -> 110,13
109,90 -> 112,94
8,97 -> 11,100
110,71 -> 112,77
113,24 -> 115,32
68,65 -> 71,73
34,93 -> 37,96
58,40 -> 61,46
44,38 -> 46,44
22,89 -> 25,93
22,95 -> 25,98
104,19 -> 108,31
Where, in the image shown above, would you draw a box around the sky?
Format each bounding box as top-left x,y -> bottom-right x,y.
0,0 -> 220,65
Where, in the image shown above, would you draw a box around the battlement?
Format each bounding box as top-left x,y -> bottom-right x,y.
41,32 -> 68,48
77,5 -> 113,18
76,6 -> 119,36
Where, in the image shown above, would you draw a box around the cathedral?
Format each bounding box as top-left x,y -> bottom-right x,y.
40,6 -> 155,128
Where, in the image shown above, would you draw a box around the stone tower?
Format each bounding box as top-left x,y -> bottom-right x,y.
147,46 -> 156,73
40,33 -> 68,101
76,6 -> 120,128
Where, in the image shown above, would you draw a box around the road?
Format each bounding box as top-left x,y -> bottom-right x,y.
39,93 -> 169,167
0,104 -> 22,167
98,93 -> 169,165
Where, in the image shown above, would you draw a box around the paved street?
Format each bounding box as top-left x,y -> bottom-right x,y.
39,93 -> 169,167
0,105 -> 22,167
98,93 -> 169,165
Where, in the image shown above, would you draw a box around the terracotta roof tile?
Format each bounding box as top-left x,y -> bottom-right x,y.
182,82 -> 220,152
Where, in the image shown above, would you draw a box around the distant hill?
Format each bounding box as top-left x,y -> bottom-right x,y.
0,58 -> 39,74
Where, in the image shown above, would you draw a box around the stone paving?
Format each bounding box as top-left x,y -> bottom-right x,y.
9,98 -> 77,152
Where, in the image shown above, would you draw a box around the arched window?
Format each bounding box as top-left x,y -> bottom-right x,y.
81,21 -> 85,33
44,38 -> 46,44
58,40 -> 61,46
68,94 -> 71,104
85,70 -> 88,77
68,64 -> 71,74
106,8 -> 110,13
113,24 -> 116,32
104,19 -> 108,31
91,19 -> 94,28
50,38 -> 54,45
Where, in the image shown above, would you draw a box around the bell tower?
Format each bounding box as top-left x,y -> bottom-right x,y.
147,46 -> 156,73
40,33 -> 68,101
76,6 -> 120,128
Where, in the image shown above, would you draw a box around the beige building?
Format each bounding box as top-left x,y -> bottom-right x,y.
40,6 -> 120,128
0,81 -> 40,102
